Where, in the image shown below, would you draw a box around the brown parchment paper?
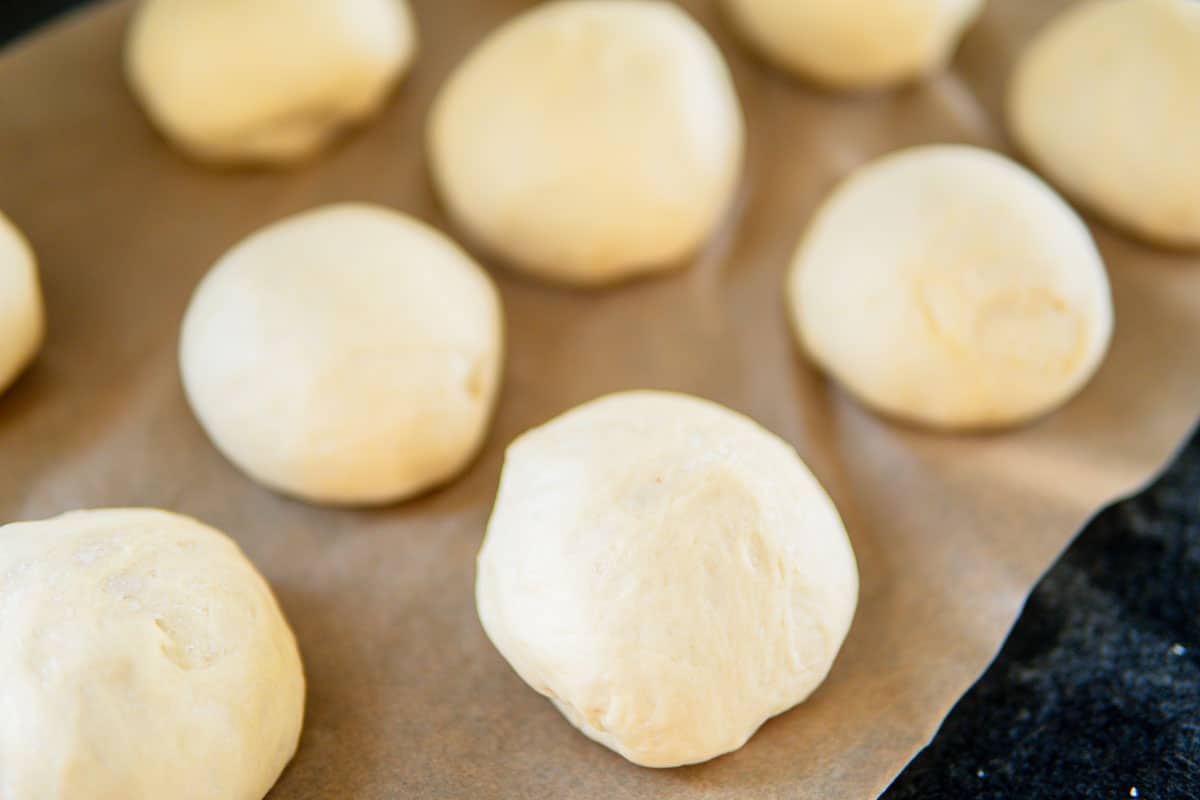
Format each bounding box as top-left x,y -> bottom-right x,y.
1,1 -> 1198,797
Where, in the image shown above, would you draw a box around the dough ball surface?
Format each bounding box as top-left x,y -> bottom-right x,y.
0,508 -> 304,800
789,145 -> 1113,431
428,0 -> 744,287
1009,0 -> 1200,249
0,211 -> 43,396
180,203 -> 504,506
126,0 -> 417,165
722,0 -> 983,90
476,391 -> 858,767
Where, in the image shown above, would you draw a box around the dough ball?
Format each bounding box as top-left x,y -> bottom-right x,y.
477,391 -> 858,767
0,211 -> 43,396
1009,0 -> 1200,249
722,0 -> 984,90
0,508 -> 304,800
126,0 -> 417,165
789,145 -> 1113,431
428,0 -> 744,287
180,203 -> 504,506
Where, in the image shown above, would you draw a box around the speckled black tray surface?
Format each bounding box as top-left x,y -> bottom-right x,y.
4,5 -> 1199,799
883,425 -> 1200,799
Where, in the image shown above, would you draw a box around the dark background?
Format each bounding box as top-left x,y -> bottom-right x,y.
0,1 -> 80,46
4,6 -> 1199,799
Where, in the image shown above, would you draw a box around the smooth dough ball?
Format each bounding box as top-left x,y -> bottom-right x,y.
0,508 -> 304,800
0,211 -> 43,396
476,391 -> 858,767
428,0 -> 744,287
126,0 -> 417,164
722,0 -> 984,90
1009,0 -> 1200,249
789,145 -> 1113,431
180,204 -> 504,506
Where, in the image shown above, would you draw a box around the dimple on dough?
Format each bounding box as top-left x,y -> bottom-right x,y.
180,203 -> 504,506
1009,0 -> 1200,249
721,0 -> 984,90
0,211 -> 44,396
0,508 -> 305,800
126,0 -> 417,165
476,391 -> 858,767
788,144 -> 1113,431
428,0 -> 744,287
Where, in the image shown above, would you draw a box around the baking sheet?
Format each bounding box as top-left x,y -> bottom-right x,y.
1,1 -> 1198,797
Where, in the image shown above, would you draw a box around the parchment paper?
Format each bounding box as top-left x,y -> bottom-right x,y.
1,2 -> 1198,797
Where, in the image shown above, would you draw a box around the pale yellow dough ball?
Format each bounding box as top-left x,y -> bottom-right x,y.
180,204 -> 504,506
0,211 -> 44,396
788,145 -> 1113,431
429,0 -> 745,287
477,391 -> 858,767
127,0 -> 417,165
722,0 -> 984,90
1009,0 -> 1200,249
0,508 -> 305,800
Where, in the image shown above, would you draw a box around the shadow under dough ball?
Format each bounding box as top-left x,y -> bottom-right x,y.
428,0 -> 745,287
0,508 -> 305,800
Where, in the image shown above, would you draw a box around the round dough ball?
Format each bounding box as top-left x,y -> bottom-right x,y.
126,0 -> 417,165
788,145 -> 1113,431
0,508 -> 304,800
0,211 -> 44,396
722,0 -> 984,90
1009,0 -> 1200,249
180,203 -> 504,506
428,0 -> 744,287
477,391 -> 858,767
